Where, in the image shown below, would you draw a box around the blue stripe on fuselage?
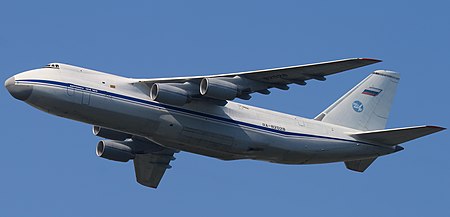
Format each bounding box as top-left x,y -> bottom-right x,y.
16,79 -> 384,147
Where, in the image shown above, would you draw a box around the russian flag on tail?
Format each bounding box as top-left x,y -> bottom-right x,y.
362,87 -> 382,96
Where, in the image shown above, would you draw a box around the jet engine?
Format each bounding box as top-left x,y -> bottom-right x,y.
96,140 -> 135,162
200,78 -> 239,100
150,83 -> 191,106
95,138 -> 166,162
93,126 -> 131,141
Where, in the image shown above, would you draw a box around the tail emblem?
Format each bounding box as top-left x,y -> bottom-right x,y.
352,100 -> 364,112
362,87 -> 382,96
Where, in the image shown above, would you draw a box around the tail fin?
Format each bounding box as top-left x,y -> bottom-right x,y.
315,70 -> 400,131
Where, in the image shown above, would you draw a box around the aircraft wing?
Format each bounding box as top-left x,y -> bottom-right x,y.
132,58 -> 380,103
133,149 -> 175,188
230,58 -> 381,86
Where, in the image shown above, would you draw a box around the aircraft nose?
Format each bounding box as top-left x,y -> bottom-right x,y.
5,76 -> 33,101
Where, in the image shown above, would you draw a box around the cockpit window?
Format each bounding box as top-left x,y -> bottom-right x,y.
43,63 -> 60,69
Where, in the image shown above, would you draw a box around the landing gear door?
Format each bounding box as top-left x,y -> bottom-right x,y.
82,90 -> 90,105
66,84 -> 82,104
67,85 -> 75,96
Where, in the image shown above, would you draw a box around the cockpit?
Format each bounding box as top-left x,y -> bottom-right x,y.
40,62 -> 109,77
42,63 -> 60,69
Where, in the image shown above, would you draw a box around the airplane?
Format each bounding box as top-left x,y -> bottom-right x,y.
5,58 -> 445,188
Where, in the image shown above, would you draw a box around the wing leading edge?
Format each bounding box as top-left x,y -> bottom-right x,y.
131,58 -> 381,104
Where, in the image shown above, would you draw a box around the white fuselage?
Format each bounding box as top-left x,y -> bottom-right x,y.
10,65 -> 397,164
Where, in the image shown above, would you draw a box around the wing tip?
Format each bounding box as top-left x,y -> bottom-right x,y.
426,125 -> 446,131
358,58 -> 382,63
136,177 -> 160,189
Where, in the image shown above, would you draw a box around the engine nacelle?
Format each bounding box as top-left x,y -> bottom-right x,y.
200,78 -> 238,100
96,140 -> 135,162
93,126 -> 131,141
150,83 -> 190,106
95,139 -> 166,162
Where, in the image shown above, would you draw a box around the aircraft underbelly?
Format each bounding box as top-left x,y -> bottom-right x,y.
27,84 -> 392,164
145,110 -> 375,164
148,112 -> 248,158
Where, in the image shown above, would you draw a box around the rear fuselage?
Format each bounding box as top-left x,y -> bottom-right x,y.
9,64 -> 398,164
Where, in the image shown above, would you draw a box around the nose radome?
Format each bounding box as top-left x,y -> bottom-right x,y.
5,76 -> 33,101
5,76 -> 15,88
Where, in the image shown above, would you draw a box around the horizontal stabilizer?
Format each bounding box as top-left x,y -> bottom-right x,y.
349,125 -> 445,146
345,157 -> 377,172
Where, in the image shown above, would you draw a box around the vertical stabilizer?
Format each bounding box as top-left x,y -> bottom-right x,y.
315,70 -> 400,131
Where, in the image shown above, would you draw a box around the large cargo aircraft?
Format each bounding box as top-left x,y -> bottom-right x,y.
5,58 -> 445,188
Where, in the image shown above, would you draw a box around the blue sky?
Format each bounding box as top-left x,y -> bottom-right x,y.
1,1 -> 449,216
